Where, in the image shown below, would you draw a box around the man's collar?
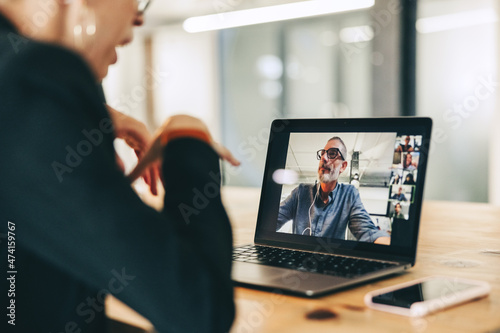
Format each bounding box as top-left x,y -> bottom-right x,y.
328,182 -> 339,198
315,182 -> 338,203
318,181 -> 338,196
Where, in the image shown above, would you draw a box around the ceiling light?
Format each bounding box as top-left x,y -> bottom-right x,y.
183,0 -> 375,33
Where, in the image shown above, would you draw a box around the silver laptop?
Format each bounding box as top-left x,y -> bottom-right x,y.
232,117 -> 432,296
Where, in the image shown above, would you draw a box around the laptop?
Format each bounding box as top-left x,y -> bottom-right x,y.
232,117 -> 433,296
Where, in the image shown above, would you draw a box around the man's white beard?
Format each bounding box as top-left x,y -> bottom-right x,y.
319,167 -> 340,184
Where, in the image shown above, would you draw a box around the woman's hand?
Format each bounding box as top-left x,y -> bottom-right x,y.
127,115 -> 240,183
107,105 -> 161,195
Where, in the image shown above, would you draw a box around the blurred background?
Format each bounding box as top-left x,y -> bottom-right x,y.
103,0 -> 500,205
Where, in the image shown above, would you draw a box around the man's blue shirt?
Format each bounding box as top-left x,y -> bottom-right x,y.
391,193 -> 407,201
277,183 -> 388,242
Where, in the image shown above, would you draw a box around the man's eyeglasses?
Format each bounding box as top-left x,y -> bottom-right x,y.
317,148 -> 344,161
137,0 -> 152,15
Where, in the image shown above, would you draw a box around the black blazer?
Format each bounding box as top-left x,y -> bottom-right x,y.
0,14 -> 234,333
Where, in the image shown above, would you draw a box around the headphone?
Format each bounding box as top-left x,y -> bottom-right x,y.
302,180 -> 320,236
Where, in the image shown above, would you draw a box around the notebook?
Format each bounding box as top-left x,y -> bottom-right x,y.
231,117 -> 433,296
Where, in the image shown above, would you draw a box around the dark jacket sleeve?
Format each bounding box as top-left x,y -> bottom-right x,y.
0,43 -> 234,332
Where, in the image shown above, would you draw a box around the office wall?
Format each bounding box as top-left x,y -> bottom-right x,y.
103,34 -> 147,125
218,6 -> 401,187
103,26 -> 221,172
103,33 -> 148,173
104,26 -> 220,136
219,23 -> 282,187
104,0 -> 499,204
416,0 -> 497,203
152,26 -> 222,141
494,0 -> 500,206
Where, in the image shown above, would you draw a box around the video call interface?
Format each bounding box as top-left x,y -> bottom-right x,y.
274,132 -> 423,246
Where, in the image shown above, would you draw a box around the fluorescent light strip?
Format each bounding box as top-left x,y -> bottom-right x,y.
416,8 -> 498,34
183,0 -> 375,33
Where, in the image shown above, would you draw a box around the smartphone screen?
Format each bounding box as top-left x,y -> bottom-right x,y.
371,278 -> 476,308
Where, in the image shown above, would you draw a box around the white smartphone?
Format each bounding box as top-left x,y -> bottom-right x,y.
364,276 -> 491,317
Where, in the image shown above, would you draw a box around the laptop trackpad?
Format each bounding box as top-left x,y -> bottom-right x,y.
232,261 -> 287,283
232,261 -> 350,295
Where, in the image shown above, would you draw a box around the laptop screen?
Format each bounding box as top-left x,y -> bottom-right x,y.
254,118 -> 432,263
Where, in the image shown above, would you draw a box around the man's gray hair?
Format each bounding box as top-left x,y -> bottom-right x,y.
328,136 -> 347,160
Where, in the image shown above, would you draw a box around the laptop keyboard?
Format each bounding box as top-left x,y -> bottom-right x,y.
233,245 -> 398,278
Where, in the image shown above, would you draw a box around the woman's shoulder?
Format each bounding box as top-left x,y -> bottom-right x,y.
1,33 -> 96,92
0,34 -> 103,116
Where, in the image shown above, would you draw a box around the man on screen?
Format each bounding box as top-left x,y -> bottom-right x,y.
391,186 -> 408,202
277,137 -> 390,245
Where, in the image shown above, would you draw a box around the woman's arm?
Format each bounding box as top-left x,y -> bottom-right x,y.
106,105 -> 161,196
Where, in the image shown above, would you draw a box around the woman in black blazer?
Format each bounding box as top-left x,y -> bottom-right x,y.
0,1 -> 238,332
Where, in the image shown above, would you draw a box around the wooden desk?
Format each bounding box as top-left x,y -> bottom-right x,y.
107,187 -> 500,333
